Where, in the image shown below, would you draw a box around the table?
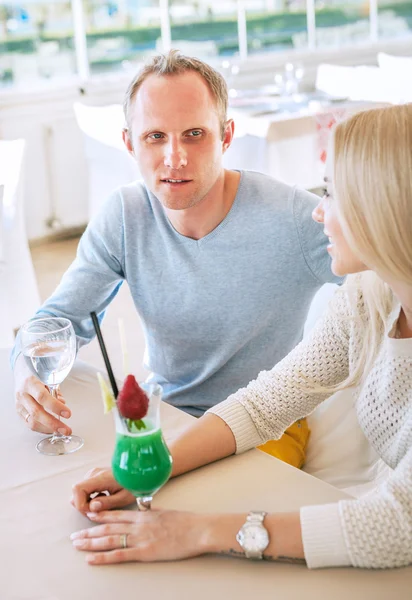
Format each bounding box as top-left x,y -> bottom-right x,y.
1,348 -> 411,600
224,94 -> 382,190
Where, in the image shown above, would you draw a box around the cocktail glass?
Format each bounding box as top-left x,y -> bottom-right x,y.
111,383 -> 172,510
21,317 -> 84,455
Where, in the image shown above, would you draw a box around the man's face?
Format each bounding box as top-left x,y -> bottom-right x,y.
124,71 -> 231,211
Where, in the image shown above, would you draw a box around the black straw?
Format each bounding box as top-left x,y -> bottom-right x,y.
90,311 -> 119,399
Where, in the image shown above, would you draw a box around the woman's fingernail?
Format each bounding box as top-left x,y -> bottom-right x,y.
57,428 -> 68,435
73,539 -> 85,548
87,512 -> 98,519
86,554 -> 96,563
70,532 -> 81,540
61,411 -> 70,418
90,501 -> 102,511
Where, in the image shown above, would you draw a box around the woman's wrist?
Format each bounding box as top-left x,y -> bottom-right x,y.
197,511 -> 305,564
198,513 -> 248,556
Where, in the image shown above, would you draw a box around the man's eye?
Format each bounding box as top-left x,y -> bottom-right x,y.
149,133 -> 163,140
188,130 -> 202,137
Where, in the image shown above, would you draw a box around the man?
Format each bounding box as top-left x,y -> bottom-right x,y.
12,51 -> 339,462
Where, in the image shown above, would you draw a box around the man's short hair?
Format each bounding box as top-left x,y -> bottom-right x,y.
123,49 -> 228,138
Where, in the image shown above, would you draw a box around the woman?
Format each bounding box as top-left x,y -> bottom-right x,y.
71,104 -> 412,569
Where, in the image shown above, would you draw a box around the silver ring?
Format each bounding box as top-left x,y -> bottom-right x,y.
120,533 -> 128,549
19,407 -> 30,423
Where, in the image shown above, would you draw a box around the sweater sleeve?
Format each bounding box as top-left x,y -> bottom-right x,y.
208,284 -> 353,453
293,187 -> 343,286
10,191 -> 125,368
301,444 -> 412,568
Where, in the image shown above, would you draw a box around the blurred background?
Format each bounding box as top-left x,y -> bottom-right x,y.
1,0 -> 411,239
0,0 -> 411,358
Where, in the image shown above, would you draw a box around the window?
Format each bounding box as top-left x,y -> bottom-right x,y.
169,1 -> 239,58
84,1 -> 162,76
315,0 -> 370,48
0,0 -> 411,89
0,2 -> 76,87
246,0 -> 308,54
378,0 -> 412,39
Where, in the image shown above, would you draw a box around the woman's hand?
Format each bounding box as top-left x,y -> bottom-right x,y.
70,509 -> 216,564
71,468 -> 135,514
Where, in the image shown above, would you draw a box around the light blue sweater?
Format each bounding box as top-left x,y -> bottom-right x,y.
12,171 -> 339,416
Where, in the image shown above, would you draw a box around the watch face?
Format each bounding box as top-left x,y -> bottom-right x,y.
240,524 -> 269,553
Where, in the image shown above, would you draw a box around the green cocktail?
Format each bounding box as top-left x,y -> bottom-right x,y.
111,382 -> 173,509
112,426 -> 173,497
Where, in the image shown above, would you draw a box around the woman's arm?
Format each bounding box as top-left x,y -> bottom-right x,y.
72,446 -> 412,569
206,511 -> 305,564
71,508 -> 305,565
169,413 -> 236,477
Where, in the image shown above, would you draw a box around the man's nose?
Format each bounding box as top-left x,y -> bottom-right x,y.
164,140 -> 187,169
312,198 -> 325,224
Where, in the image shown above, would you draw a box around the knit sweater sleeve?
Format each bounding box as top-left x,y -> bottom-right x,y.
301,444 -> 412,568
208,285 -> 352,453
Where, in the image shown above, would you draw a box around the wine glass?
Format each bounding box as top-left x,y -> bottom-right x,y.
111,383 -> 172,511
21,317 -> 84,455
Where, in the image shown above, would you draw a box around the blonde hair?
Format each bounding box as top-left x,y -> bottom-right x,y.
329,104 -> 412,391
123,49 -> 228,138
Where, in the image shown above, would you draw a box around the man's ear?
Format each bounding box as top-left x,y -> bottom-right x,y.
222,119 -> 235,154
122,128 -> 134,156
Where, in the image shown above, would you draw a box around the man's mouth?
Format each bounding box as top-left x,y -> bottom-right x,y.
161,178 -> 192,184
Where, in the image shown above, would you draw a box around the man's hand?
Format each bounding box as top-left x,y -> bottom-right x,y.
14,354 -> 72,435
71,467 -> 135,514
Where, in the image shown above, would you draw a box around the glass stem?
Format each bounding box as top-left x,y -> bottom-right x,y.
49,385 -> 66,444
136,496 -> 152,511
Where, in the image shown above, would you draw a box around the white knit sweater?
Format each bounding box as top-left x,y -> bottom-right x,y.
208,282 -> 412,569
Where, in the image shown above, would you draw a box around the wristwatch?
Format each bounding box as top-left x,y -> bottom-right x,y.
236,511 -> 270,559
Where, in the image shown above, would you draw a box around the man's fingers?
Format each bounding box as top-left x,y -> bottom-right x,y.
25,378 -> 71,418
18,392 -> 72,435
47,385 -> 66,404
16,401 -> 51,434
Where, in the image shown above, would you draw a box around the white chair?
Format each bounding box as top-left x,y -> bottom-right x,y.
0,139 -> 40,348
377,52 -> 412,103
316,59 -> 412,104
73,103 -> 140,219
0,184 -> 13,347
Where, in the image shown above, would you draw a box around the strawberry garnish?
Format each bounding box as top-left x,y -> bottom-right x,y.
117,375 -> 149,421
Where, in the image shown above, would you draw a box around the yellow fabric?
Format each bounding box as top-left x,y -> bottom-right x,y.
257,419 -> 310,469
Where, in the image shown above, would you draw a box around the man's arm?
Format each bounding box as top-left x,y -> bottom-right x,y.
13,192 -> 125,433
